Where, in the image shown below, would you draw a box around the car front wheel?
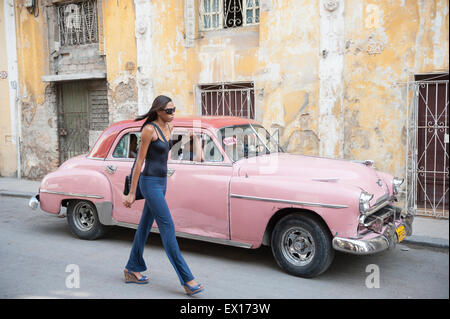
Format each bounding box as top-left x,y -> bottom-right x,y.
271,214 -> 335,278
67,200 -> 107,240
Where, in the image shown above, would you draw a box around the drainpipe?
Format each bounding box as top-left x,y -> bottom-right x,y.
15,83 -> 21,179
10,80 -> 21,179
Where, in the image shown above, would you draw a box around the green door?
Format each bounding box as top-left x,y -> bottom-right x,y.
58,81 -> 90,164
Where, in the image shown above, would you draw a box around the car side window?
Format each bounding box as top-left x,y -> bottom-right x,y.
202,133 -> 223,162
169,131 -> 223,163
112,132 -> 141,159
170,132 -> 191,161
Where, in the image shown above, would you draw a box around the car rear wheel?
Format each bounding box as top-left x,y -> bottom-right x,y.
271,214 -> 335,278
67,200 -> 107,240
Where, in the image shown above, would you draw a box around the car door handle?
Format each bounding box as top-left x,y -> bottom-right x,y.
105,165 -> 117,174
167,168 -> 175,177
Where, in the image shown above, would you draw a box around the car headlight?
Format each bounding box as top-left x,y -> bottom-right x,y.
359,191 -> 374,214
392,177 -> 404,195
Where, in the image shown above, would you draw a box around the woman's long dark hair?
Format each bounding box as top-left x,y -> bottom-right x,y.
134,95 -> 172,131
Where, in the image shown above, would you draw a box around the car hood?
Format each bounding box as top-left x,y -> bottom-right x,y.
235,153 -> 391,203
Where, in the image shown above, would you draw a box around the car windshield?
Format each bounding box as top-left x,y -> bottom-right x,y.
217,124 -> 284,162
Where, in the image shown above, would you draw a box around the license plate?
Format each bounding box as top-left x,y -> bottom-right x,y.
396,225 -> 406,243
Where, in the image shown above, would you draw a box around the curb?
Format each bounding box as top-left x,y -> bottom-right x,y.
402,236 -> 449,249
1,190 -> 448,250
0,190 -> 35,199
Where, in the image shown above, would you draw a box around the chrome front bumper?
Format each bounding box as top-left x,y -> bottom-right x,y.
332,211 -> 414,255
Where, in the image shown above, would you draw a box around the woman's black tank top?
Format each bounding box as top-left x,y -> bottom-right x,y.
142,122 -> 174,177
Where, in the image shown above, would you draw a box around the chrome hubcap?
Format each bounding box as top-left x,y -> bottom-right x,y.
73,202 -> 95,231
281,227 -> 315,266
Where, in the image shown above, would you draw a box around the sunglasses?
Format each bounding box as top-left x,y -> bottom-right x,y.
160,107 -> 176,115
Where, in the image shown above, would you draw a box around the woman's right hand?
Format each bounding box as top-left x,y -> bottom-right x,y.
123,193 -> 136,208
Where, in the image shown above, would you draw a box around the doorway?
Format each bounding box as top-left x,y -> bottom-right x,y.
57,80 -> 108,164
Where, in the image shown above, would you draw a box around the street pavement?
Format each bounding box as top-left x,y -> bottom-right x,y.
0,179 -> 448,299
1,177 -> 448,249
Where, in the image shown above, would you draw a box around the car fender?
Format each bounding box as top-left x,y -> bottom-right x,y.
39,168 -> 113,219
230,175 -> 360,248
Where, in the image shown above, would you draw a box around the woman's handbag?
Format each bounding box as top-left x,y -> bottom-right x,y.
123,155 -> 144,200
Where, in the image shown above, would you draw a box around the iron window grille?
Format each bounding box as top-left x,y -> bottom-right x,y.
57,0 -> 98,46
199,0 -> 260,31
199,82 -> 255,119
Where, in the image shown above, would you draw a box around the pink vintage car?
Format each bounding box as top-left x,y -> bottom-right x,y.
29,116 -> 414,277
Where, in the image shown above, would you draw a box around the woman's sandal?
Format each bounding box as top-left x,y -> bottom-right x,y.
183,282 -> 204,295
124,269 -> 149,284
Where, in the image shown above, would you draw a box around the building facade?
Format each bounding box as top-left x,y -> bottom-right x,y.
1,0 -> 449,217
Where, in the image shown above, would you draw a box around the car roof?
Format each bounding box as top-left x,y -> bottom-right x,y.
117,115 -> 259,130
88,115 -> 259,159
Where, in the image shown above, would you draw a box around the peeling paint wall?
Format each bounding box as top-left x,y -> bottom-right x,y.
103,0 -> 138,122
138,0 -> 448,180
12,0 -> 138,179
13,1 -> 59,179
343,0 -> 449,177
10,0 -> 449,183
141,0 -> 321,156
0,0 -> 18,177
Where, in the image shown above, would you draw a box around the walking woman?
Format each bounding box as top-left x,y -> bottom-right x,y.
122,95 -> 204,295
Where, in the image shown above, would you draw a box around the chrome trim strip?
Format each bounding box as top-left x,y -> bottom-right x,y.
374,193 -> 390,205
365,198 -> 392,216
230,193 -> 348,209
168,160 -> 233,167
311,178 -> 339,182
40,190 -> 104,199
105,158 -> 135,162
103,158 -> 233,166
114,222 -> 253,248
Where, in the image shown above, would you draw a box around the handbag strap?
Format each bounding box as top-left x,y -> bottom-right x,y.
130,139 -> 140,175
129,156 -> 138,179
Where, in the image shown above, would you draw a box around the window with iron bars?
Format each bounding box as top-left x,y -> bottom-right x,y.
199,0 -> 260,31
57,0 -> 98,46
199,82 -> 255,119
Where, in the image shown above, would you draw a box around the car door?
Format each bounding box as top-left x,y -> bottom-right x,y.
166,127 -> 233,240
103,128 -> 145,225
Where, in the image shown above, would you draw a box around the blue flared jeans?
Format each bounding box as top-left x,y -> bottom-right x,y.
125,175 -> 195,285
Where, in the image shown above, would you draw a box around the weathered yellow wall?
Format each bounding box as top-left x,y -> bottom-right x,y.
151,0 -> 321,155
343,0 -> 449,176
258,0 -> 320,156
102,0 -> 138,122
0,0 -> 17,176
15,1 -> 48,108
13,0 -> 138,178
14,1 -> 56,179
11,0 -> 449,182
150,0 -> 448,179
152,0 -> 195,114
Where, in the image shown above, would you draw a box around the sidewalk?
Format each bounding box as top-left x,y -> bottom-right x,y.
1,176 -> 448,249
